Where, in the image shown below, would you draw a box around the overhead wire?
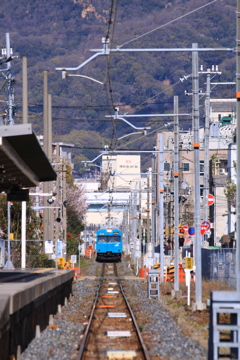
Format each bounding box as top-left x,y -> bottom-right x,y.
124,75 -> 191,115
118,0 -> 219,48
104,0 -> 119,153
102,0 -> 119,200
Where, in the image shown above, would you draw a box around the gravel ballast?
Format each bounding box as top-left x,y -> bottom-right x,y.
21,258 -> 207,360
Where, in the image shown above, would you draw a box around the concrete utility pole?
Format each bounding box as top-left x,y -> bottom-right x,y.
158,133 -> 165,283
199,66 -> 221,227
21,56 -> 28,269
138,181 -> 142,263
146,174 -> 151,244
22,57 -> 28,124
236,0 -> 240,292
133,187 -> 138,265
5,33 -> 15,125
192,44 -> 205,311
173,96 -> 181,297
152,154 -> 156,244
43,72 -> 54,252
203,68 -> 211,226
4,202 -> 14,269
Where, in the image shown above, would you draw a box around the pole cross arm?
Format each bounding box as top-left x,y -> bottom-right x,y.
90,47 -> 234,53
81,151 -> 108,166
116,116 -> 151,130
55,52 -> 104,73
55,38 -> 110,73
118,131 -> 142,140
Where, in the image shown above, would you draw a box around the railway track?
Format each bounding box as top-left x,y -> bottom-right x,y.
77,263 -> 150,360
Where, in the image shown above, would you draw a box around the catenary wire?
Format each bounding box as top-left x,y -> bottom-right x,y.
118,0 -> 219,48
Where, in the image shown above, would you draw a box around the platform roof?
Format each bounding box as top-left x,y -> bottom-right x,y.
0,124 -> 56,192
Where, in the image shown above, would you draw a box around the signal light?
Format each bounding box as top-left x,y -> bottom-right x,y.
179,237 -> 184,247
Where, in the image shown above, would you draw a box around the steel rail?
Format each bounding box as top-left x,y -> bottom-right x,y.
116,266 -> 151,360
76,264 -> 105,360
77,263 -> 150,360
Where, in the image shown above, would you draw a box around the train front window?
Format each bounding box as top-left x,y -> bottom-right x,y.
108,236 -> 120,243
98,236 -> 120,243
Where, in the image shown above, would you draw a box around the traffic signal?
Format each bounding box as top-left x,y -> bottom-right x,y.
179,227 -> 185,247
179,236 -> 184,247
179,227 -> 185,235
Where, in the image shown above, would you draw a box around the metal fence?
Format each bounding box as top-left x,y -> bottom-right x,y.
202,248 -> 236,288
1,240 -> 56,269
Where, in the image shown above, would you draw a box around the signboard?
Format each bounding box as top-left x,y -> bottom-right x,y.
200,221 -> 210,236
200,224 -> 209,236
208,194 -> 215,206
71,255 -> 77,264
188,227 -> 195,235
185,257 -> 193,270
201,221 -> 210,230
45,240 -> 53,254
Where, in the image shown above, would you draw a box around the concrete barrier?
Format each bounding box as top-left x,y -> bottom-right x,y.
0,269 -> 74,360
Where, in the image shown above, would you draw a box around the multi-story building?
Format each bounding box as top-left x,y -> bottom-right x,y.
156,98 -> 236,246
80,154 -> 150,231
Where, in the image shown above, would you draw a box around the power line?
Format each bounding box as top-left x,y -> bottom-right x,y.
22,99 -> 194,110
118,0 -> 219,48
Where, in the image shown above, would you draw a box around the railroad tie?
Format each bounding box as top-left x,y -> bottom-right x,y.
108,312 -> 127,318
106,350 -> 137,359
106,330 -> 131,337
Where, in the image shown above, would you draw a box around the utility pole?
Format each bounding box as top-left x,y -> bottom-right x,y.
133,187 -> 138,265
159,133 -> 165,283
199,65 -> 221,243
43,72 -> 50,249
146,174 -> 151,244
22,57 -> 28,124
236,0 -> 240,292
138,181 -> 143,265
5,33 -> 15,125
151,154 -> 156,244
173,96 -> 181,297
4,202 -> 14,269
192,43 -> 205,311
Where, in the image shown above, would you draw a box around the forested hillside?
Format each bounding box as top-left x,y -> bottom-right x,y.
0,0 -> 236,174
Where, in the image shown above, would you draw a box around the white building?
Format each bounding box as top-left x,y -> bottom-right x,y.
80,155 -> 151,230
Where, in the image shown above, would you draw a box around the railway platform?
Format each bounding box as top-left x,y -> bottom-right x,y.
0,268 -> 74,360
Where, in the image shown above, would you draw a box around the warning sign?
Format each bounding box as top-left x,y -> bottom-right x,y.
185,257 -> 193,270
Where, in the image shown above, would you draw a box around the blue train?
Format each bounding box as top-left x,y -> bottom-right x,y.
95,227 -> 122,262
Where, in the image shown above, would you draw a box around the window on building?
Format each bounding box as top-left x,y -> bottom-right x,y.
164,186 -> 171,194
200,184 -> 204,197
182,162 -> 190,172
200,160 -> 204,176
164,162 -> 170,171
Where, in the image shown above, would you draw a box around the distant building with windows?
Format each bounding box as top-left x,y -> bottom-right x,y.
78,154 -> 150,229
156,98 -> 236,245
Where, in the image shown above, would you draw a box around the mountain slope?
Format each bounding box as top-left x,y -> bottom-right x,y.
0,0 -> 236,173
